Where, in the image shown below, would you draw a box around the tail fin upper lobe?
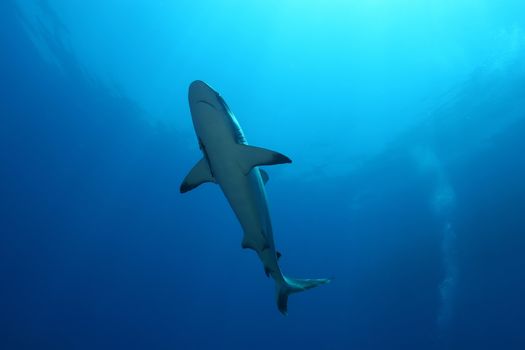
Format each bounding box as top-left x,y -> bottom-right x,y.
276,276 -> 331,315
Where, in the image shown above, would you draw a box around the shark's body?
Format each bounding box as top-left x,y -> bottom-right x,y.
180,80 -> 329,314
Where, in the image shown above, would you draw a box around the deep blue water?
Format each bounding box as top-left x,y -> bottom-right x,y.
1,1 -> 525,349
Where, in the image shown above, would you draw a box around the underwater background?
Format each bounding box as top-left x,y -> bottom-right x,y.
1,0 -> 524,349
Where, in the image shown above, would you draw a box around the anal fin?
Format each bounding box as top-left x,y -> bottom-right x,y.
264,267 -> 271,277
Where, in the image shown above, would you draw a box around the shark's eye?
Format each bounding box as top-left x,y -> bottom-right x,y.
216,94 -> 232,114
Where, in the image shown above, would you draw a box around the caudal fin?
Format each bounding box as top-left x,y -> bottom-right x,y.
276,276 -> 331,315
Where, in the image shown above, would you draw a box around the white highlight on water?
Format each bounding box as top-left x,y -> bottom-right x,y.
413,148 -> 458,329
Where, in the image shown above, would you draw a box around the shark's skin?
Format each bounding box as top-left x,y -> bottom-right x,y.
180,80 -> 330,314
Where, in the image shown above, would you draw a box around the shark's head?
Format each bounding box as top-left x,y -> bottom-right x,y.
188,80 -> 234,115
189,80 -> 219,108
188,80 -> 247,144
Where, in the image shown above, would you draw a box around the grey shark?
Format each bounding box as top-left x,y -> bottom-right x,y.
180,80 -> 330,314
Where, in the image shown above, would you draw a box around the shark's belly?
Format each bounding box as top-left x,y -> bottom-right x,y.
216,165 -> 273,251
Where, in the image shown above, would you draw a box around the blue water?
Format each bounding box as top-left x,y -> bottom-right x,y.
2,1 -> 525,349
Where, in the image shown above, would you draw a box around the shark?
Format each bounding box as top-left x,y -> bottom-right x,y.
180,80 -> 330,315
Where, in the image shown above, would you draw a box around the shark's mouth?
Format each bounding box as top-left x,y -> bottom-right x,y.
196,100 -> 217,110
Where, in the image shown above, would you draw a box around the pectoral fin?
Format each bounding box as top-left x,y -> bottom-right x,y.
180,158 -> 214,193
236,145 -> 291,175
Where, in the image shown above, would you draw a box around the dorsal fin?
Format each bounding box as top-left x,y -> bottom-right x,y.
236,144 -> 291,175
260,169 -> 269,184
180,158 -> 214,193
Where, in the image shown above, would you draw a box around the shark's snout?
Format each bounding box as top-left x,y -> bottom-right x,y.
188,80 -> 217,105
